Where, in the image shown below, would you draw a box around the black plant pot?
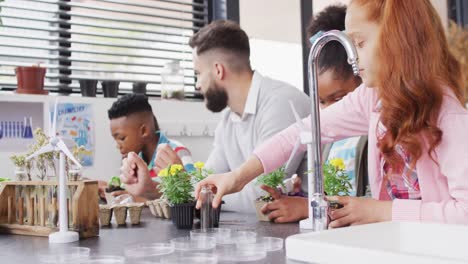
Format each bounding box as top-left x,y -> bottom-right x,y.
102,81 -> 120,98
79,79 -> 98,97
170,202 -> 195,229
132,82 -> 147,95
194,202 -> 222,227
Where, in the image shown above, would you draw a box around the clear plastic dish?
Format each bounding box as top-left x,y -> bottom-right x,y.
170,236 -> 216,252
38,247 -> 90,263
190,228 -> 231,244
160,253 -> 218,264
236,239 -> 268,252
235,236 -> 284,252
81,255 -> 125,264
231,230 -> 257,244
124,243 -> 175,260
258,237 -> 284,251
216,246 -> 267,262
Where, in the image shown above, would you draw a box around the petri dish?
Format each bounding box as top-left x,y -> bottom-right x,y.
258,237 -> 284,251
232,230 -> 257,244
190,228 -> 231,244
124,243 -> 175,260
160,253 -> 217,264
236,236 -> 284,252
170,236 -> 216,252
81,255 -> 125,264
216,246 -> 267,262
37,247 -> 90,264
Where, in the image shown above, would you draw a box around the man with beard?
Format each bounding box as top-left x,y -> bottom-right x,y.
120,20 -> 310,213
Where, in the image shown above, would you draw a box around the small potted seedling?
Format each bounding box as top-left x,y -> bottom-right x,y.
323,158 -> 352,210
255,167 -> 286,221
105,176 -> 125,205
157,164 -> 195,229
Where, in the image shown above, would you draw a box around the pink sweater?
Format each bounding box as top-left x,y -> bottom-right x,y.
254,84 -> 468,224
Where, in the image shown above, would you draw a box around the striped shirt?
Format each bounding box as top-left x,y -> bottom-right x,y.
139,131 -> 195,178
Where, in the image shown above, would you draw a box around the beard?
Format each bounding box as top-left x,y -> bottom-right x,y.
204,81 -> 228,113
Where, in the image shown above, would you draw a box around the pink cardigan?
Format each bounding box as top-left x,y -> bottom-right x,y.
254,84 -> 468,224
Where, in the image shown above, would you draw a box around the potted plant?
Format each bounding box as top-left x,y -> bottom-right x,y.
190,162 -> 223,227
255,167 -> 286,221
15,64 -> 48,95
132,82 -> 147,95
104,176 -> 125,205
10,154 -> 31,181
102,81 -> 120,98
79,79 -> 98,97
323,158 -> 352,210
158,164 -> 195,229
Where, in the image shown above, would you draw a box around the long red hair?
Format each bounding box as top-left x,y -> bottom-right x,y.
352,0 -> 464,168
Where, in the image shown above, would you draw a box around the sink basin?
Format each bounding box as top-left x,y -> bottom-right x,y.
286,221 -> 468,264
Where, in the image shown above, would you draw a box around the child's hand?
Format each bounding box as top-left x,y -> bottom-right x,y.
98,180 -> 108,199
154,144 -> 183,174
120,152 -> 155,197
260,185 -> 308,223
328,196 -> 392,228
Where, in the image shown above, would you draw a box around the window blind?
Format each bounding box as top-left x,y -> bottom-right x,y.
0,0 -> 208,95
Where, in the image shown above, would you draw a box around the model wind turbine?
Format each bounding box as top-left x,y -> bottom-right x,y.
27,99 -> 82,243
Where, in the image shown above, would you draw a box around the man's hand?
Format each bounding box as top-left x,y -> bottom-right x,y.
153,144 -> 183,174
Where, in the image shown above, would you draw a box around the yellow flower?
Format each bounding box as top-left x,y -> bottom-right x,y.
329,158 -> 345,171
194,162 -> 205,170
169,164 -> 183,175
159,168 -> 169,177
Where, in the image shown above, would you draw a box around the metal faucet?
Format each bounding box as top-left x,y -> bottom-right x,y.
300,30 -> 359,231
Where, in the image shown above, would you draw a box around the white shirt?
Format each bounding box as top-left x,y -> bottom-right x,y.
205,71 -> 310,213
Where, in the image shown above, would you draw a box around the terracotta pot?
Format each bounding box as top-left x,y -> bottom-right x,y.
15,66 -> 48,95
170,202 -> 195,229
255,200 -> 271,222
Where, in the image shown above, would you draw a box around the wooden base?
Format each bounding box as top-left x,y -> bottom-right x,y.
0,180 -> 99,238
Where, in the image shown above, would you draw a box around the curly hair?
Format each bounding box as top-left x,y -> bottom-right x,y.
307,5 -> 358,81
108,94 -> 160,131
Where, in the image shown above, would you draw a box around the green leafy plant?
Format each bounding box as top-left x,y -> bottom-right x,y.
257,167 -> 286,202
158,164 -> 194,205
189,161 -> 213,184
109,176 -> 121,187
323,158 -> 352,196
